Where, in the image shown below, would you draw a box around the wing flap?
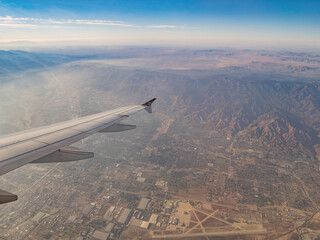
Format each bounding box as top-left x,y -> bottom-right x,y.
31,146 -> 94,163
99,123 -> 136,132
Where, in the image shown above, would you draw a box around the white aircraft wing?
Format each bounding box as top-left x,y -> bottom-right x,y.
0,98 -> 156,204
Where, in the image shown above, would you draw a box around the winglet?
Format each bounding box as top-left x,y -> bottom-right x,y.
142,98 -> 156,113
142,98 -> 157,107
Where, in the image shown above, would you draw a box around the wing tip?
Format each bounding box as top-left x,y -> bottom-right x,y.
142,98 -> 156,113
141,98 -> 157,107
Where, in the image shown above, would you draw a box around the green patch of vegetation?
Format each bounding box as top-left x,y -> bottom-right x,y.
255,195 -> 275,207
160,172 -> 171,182
215,158 -> 227,165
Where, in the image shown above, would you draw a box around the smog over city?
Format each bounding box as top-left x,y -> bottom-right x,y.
0,1 -> 320,240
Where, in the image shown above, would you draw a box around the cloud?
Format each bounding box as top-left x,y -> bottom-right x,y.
150,25 -> 177,28
0,23 -> 38,28
0,16 -> 135,28
47,19 -> 135,27
0,16 -> 187,30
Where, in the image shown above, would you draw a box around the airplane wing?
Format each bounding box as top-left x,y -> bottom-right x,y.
0,98 -> 156,204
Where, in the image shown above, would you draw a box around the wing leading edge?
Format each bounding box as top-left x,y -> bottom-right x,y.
0,98 -> 156,204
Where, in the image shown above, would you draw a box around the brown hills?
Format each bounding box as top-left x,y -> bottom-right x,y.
94,68 -> 320,155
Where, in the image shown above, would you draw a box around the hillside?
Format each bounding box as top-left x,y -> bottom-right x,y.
1,50 -> 319,157
71,64 -> 320,155
0,50 -> 79,76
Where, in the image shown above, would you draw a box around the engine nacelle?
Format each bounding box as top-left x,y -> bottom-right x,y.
0,189 -> 17,204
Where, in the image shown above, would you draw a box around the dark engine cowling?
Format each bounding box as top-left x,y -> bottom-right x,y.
0,189 -> 17,204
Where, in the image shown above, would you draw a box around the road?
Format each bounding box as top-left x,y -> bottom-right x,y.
152,229 -> 268,239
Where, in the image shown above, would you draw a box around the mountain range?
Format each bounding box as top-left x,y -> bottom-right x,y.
1,50 -> 319,158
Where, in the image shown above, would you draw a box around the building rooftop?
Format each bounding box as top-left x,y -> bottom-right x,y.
141,221 -> 151,229
104,206 -> 116,219
82,205 -> 94,215
67,215 -> 77,222
137,198 -> 150,210
105,222 -> 115,232
92,230 -> 110,240
118,208 -> 133,224
131,218 -> 143,227
149,214 -> 159,224
32,212 -> 48,223
137,177 -> 146,183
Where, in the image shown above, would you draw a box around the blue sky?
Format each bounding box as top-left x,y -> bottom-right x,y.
0,0 -> 319,49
